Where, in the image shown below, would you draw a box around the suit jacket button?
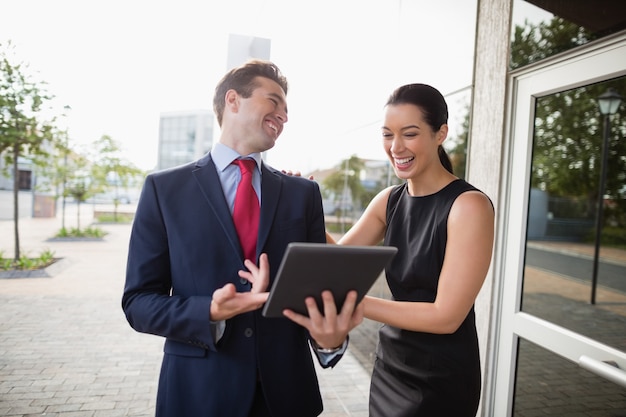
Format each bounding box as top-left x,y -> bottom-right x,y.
240,277 -> 248,285
244,328 -> 253,338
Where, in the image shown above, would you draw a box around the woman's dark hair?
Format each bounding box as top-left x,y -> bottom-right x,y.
213,59 -> 288,126
386,83 -> 454,174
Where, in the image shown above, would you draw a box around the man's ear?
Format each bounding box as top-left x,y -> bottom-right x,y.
225,89 -> 239,113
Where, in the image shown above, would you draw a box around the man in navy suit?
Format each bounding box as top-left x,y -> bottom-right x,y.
122,59 -> 363,417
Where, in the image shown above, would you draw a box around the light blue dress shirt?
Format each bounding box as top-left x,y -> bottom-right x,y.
210,142 -> 261,212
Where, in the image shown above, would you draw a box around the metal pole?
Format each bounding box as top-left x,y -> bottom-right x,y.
590,114 -> 610,305
341,159 -> 349,234
62,147 -> 67,230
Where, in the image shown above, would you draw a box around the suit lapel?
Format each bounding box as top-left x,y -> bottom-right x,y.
191,156 -> 282,261
258,164 -> 282,256
192,154 -> 242,258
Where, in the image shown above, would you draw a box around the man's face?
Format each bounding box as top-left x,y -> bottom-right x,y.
229,76 -> 288,154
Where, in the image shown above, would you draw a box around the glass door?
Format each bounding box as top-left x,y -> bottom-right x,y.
493,34 -> 626,415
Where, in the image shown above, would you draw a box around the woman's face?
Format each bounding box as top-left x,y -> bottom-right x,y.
381,103 -> 446,181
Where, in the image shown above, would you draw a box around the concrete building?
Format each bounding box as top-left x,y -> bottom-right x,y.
0,158 -> 33,190
226,34 -> 271,71
157,110 -> 214,171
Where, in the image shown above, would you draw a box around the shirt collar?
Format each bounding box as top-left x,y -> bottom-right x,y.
211,142 -> 262,173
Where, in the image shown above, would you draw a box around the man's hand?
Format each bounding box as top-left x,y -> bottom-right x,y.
238,254 -> 270,294
210,254 -> 270,321
283,290 -> 364,349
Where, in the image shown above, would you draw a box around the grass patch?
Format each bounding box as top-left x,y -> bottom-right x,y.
0,249 -> 56,271
325,222 -> 354,234
95,212 -> 134,223
55,226 -> 108,238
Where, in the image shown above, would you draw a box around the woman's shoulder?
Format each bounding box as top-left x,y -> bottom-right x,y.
450,183 -> 495,221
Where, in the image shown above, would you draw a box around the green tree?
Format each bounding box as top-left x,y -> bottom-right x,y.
446,104 -> 469,180
510,17 -> 599,70
531,83 -> 626,215
89,134 -> 144,221
0,40 -> 55,260
322,155 -> 365,224
512,17 -> 626,204
33,126 -> 77,230
511,17 -> 626,241
64,153 -> 92,231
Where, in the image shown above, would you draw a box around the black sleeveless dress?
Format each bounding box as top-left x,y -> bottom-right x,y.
369,179 -> 483,417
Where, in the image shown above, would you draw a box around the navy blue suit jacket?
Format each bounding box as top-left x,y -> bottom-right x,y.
122,153 -> 328,417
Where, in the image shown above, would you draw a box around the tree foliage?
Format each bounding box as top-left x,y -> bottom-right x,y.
88,134 -> 144,220
511,17 -> 626,240
510,17 -> 599,70
1,41 -> 146,258
322,155 -> 366,214
445,103 -> 469,180
33,126 -> 73,229
0,40 -> 56,260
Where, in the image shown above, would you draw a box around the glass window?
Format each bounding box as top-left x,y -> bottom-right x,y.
513,338 -> 626,415
511,0 -> 626,69
522,76 -> 626,352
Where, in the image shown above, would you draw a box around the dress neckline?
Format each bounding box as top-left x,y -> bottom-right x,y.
403,178 -> 462,198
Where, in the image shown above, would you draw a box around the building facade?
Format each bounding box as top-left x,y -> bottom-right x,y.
471,1 -> 626,415
0,158 -> 32,190
157,110 -> 214,171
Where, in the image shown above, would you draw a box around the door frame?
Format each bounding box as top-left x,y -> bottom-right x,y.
491,32 -> 626,415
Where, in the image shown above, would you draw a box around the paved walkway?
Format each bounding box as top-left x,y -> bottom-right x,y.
0,208 -> 370,417
2,200 -> 625,416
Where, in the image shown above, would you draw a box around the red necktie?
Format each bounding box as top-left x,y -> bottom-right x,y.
232,159 -> 260,261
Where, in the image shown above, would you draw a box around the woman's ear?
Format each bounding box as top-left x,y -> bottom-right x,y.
436,124 -> 449,145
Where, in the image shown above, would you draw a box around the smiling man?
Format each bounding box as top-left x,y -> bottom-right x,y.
122,59 -> 363,417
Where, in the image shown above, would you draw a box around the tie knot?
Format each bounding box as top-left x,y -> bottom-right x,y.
233,158 -> 256,175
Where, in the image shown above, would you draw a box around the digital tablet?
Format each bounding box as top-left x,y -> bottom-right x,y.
262,242 -> 398,318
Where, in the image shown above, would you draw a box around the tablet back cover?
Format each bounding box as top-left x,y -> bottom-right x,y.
262,242 -> 397,318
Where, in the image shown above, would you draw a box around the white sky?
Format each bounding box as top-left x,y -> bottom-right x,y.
2,0 -> 478,173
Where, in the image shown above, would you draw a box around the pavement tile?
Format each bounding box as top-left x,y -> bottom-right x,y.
6,202 -> 624,416
0,210 -> 371,416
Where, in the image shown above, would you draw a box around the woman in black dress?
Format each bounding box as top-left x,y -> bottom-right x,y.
328,84 -> 495,416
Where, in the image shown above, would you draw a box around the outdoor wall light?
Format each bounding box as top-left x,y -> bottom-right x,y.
590,87 -> 622,304
597,87 -> 622,115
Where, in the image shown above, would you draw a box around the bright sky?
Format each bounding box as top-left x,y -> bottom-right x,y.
2,0 -> 477,174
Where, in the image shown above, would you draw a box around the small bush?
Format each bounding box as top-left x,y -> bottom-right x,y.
56,226 -> 108,238
0,250 -> 12,269
601,226 -> 626,249
0,249 -> 57,271
39,249 -> 55,264
583,226 -> 626,249
16,254 -> 37,270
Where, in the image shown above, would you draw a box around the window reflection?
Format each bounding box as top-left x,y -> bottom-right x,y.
521,77 -> 626,352
513,338 -> 626,415
511,0 -> 626,69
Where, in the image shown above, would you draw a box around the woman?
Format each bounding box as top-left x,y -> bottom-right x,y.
328,84 -> 495,416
